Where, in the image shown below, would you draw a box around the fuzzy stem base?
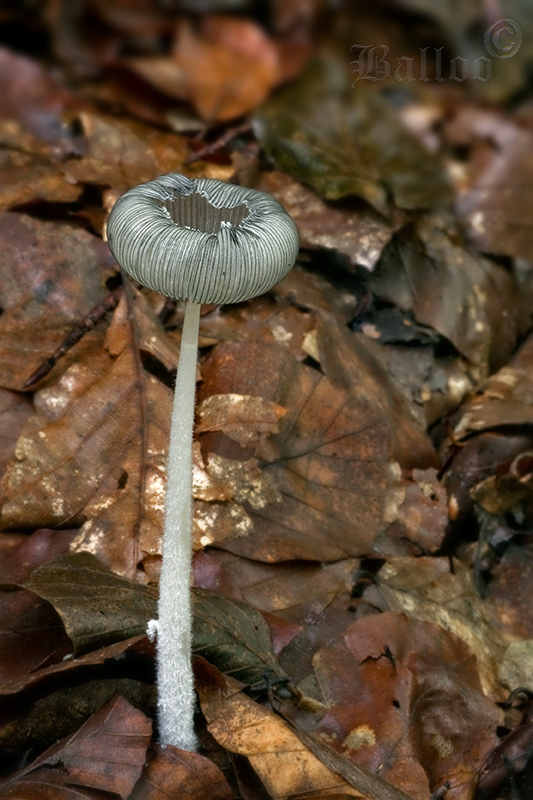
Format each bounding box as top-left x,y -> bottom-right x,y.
156,300 -> 201,750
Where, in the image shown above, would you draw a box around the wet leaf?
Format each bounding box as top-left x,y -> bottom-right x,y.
195,341 -> 392,561
0,695 -> 152,800
254,56 -> 451,216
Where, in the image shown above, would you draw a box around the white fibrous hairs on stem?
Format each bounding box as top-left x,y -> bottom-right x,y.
156,300 -> 201,750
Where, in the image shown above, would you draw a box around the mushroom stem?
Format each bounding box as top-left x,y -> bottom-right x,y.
157,299 -> 201,750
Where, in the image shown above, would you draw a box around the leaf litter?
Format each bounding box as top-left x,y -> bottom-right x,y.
1,4 -> 533,799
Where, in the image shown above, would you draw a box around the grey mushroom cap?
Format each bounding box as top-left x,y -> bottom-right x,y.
107,172 -> 300,305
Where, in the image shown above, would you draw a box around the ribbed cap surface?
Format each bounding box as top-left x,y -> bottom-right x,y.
107,173 -> 300,305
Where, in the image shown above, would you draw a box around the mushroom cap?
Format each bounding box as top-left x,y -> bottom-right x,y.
107,173 -> 299,305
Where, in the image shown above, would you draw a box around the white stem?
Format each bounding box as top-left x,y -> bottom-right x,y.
157,300 -> 201,750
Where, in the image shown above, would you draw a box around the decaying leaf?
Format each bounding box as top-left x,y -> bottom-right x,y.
0,695 -> 152,799
368,214 -> 527,374
0,589 -> 71,686
130,743 -> 234,800
195,658 -> 369,799
193,587 -> 287,686
254,56 -> 451,216
367,556 -> 508,700
21,552 -> 157,655
197,393 -> 287,448
255,170 -> 401,272
0,211 -> 114,390
314,312 -> 437,470
298,611 -> 501,800
0,678 -> 156,752
195,341 -> 392,561
0,288 -> 175,579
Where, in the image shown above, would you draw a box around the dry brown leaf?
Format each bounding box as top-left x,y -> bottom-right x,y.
197,294 -> 315,362
170,16 -> 280,122
0,211 -> 114,390
195,341 -> 392,561
450,332 -> 533,441
368,556 -> 508,700
300,611 -> 501,800
0,633 -> 147,696
455,111 -> 533,260
256,170 -> 401,271
130,743 -> 234,800
195,659 -> 367,799
197,393 -> 287,448
0,695 -> 152,800
61,112 -> 233,193
0,590 -> 71,686
0,288 -> 176,579
0,149 -> 82,209
0,388 -> 33,481
314,311 -> 437,470
370,468 -> 448,558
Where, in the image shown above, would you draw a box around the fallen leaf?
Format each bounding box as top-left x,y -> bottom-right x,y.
0,695 -> 152,799
0,589 -> 71,686
195,658 -> 368,799
456,113 -> 533,260
20,552 -> 157,655
193,587 -> 287,685
370,469 -> 448,558
197,393 -> 287,448
484,543 -> 533,640
0,527 -> 78,584
255,170 -> 401,272
299,611 -> 500,800
254,56 -> 451,216
0,149 -> 82,209
130,743 -> 234,800
196,341 -> 392,561
0,211 -> 114,390
368,556 -> 508,700
0,633 -> 147,695
368,214 -> 527,373
0,388 -> 33,481
61,112 -> 231,193
0,678 -> 156,753
0,288 -> 175,579
314,311 -> 437,469
171,16 -> 280,122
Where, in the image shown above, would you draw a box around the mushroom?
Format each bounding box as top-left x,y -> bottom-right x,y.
107,172 -> 299,750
